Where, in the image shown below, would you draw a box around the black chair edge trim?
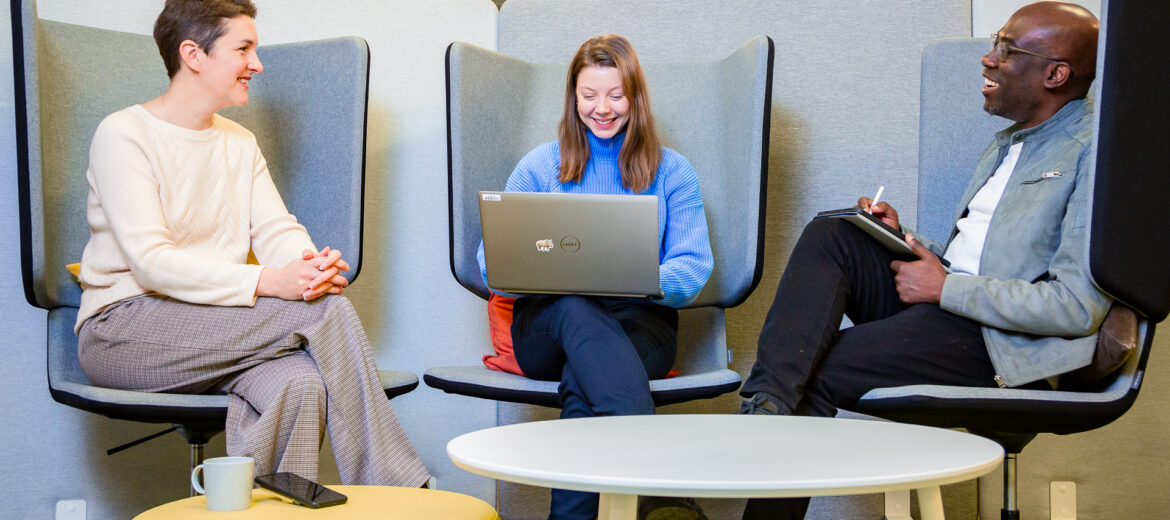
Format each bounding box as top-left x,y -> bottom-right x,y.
383,379 -> 420,400
650,380 -> 743,407
850,389 -> 1140,436
48,387 -> 227,428
423,373 -> 742,409
732,34 -> 775,310
423,373 -> 562,408
12,0 -> 39,309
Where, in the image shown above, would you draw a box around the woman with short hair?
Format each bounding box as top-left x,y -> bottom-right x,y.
75,0 -> 429,486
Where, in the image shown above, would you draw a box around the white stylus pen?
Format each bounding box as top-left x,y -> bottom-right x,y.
868,185 -> 885,214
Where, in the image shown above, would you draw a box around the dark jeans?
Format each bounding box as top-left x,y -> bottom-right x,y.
512,294 -> 678,520
740,218 -> 1020,520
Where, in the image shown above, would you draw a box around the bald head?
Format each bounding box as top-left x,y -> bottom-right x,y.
1009,1 -> 1100,97
982,2 -> 1099,127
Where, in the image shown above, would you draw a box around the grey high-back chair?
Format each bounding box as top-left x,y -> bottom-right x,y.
424,36 -> 773,407
13,1 -> 416,491
852,3 -> 1170,517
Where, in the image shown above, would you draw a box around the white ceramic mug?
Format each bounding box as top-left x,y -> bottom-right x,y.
190,456 -> 254,511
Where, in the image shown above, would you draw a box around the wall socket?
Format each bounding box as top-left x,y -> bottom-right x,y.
1050,481 -> 1077,520
55,499 -> 86,520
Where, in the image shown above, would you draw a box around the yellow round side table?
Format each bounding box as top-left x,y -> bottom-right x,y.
134,485 -> 500,519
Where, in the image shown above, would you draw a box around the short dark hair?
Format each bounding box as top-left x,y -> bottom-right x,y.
153,0 -> 257,78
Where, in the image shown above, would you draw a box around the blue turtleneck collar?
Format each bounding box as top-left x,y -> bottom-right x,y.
586,129 -> 626,159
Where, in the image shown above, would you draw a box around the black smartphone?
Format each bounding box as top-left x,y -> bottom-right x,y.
254,472 -> 348,508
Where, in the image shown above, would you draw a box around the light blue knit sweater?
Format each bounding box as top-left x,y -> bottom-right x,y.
477,131 -> 713,308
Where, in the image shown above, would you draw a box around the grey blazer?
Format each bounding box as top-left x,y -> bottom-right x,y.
917,99 -> 1111,387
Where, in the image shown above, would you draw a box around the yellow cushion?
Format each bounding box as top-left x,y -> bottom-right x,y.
134,485 -> 499,520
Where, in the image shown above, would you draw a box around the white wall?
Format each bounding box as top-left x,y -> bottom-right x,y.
974,0 -> 1101,34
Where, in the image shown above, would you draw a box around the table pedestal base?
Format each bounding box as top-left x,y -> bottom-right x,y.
598,493 -> 636,520
886,487 -> 946,520
597,487 -> 948,520
916,486 -> 945,520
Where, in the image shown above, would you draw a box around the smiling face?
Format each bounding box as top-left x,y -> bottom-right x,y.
575,65 -> 630,139
200,15 -> 262,110
981,13 -> 1056,126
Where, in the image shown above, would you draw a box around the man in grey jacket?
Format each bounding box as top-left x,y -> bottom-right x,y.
739,3 -> 1106,518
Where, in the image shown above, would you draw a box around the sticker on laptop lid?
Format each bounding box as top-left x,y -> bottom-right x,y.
482,193 -> 501,201
536,239 -> 554,252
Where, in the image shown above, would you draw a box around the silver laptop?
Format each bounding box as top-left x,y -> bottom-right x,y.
479,191 -> 662,298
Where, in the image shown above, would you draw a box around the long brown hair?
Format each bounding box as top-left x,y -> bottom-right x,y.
558,35 -> 661,193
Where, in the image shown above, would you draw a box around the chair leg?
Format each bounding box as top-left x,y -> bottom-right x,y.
173,425 -> 223,496
189,443 -> 205,497
967,431 -> 1033,520
1002,452 -> 1020,520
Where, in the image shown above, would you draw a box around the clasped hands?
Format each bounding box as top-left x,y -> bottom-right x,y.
857,196 -> 947,305
257,247 -> 351,302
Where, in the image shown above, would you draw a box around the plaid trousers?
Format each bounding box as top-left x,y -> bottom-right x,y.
78,294 -> 430,486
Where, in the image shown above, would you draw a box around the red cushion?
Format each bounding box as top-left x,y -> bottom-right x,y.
483,294 -> 525,376
481,294 -> 679,379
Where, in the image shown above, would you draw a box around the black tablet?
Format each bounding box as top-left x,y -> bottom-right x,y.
814,207 -> 951,267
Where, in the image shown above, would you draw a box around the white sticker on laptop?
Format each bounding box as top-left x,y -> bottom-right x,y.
482,193 -> 501,201
536,239 -> 554,252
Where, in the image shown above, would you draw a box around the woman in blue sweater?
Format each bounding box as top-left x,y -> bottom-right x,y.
477,34 -> 713,520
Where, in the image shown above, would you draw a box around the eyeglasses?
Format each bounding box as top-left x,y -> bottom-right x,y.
989,33 -> 1064,63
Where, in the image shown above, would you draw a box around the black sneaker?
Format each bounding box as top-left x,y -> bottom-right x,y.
737,392 -> 782,415
637,496 -> 707,520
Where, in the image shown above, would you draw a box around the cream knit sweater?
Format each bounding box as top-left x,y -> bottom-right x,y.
76,105 -> 315,332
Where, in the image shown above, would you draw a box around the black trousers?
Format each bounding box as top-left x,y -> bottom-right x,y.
740,217 -> 1014,520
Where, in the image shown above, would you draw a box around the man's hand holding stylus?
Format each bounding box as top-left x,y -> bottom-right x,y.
857,196 -> 901,231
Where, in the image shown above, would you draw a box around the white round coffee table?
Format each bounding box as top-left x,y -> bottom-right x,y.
447,414 -> 1002,520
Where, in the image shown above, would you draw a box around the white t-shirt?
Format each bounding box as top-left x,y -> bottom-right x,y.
943,142 -> 1023,276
